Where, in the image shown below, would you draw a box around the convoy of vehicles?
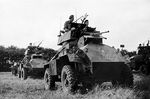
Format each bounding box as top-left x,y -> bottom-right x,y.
9,14 -> 150,94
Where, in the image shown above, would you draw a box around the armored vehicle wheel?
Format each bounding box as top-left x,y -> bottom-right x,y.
118,65 -> 133,87
44,68 -> 55,90
21,68 -> 27,80
61,65 -> 77,93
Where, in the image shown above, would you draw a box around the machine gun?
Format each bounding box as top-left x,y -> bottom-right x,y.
83,31 -> 109,39
83,30 -> 109,38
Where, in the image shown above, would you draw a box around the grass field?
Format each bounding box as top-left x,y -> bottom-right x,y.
0,72 -> 150,99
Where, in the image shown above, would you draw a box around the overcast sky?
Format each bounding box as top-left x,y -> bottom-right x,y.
0,0 -> 150,51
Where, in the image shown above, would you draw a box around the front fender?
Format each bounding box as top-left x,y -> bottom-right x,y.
67,48 -> 91,67
46,60 -> 57,75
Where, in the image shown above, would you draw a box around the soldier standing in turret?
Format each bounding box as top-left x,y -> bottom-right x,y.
25,43 -> 33,56
138,44 -> 142,54
24,43 -> 34,64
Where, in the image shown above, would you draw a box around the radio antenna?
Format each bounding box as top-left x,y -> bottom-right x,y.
75,9 -> 77,23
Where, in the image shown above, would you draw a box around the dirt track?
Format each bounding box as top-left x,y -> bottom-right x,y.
0,72 -> 150,99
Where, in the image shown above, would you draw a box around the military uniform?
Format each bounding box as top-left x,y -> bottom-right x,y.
64,20 -> 72,32
64,15 -> 74,32
24,45 -> 34,64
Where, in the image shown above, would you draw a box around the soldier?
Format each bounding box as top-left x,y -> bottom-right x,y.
83,20 -> 95,32
147,40 -> 149,46
64,15 -> 75,32
24,43 -> 34,63
137,44 -> 142,54
83,20 -> 89,31
25,43 -> 32,56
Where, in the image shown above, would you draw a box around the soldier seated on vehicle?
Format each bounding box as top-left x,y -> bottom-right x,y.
64,15 -> 75,32
137,44 -> 142,54
83,20 -> 89,31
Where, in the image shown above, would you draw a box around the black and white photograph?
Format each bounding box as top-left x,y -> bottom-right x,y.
0,0 -> 150,99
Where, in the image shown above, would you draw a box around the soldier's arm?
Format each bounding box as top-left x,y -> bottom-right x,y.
64,21 -> 70,32
64,21 -> 68,29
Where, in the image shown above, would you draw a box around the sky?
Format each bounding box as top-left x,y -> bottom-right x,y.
0,0 -> 150,51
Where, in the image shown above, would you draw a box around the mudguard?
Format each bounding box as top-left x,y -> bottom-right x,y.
67,48 -> 91,67
48,60 -> 57,75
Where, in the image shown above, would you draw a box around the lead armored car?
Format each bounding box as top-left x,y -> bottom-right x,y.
44,18 -> 133,93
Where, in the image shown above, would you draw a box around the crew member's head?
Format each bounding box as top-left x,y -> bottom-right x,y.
29,43 -> 32,46
69,15 -> 74,22
84,20 -> 89,26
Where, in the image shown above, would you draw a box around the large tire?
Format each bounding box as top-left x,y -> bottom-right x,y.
44,68 -> 55,90
118,65 -> 133,87
21,68 -> 27,80
61,65 -> 77,93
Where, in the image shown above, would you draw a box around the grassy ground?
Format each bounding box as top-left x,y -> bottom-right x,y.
0,72 -> 150,99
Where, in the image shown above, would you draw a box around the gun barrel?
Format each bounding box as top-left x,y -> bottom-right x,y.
100,31 -> 109,34
37,40 -> 43,47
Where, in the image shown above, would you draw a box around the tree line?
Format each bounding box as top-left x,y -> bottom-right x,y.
0,45 -> 57,72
